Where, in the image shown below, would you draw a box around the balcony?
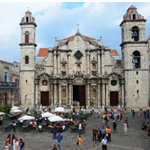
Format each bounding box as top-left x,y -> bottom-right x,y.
0,81 -> 17,89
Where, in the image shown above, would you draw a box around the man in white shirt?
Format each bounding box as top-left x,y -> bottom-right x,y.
79,122 -> 82,135
101,136 -> 107,150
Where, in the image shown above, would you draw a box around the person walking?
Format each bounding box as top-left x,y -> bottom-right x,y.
102,127 -> 106,139
97,110 -> 100,118
97,128 -> 102,142
132,109 -> 135,117
93,127 -> 97,141
19,139 -> 25,150
123,120 -> 128,135
56,132 -> 63,150
53,124 -> 57,139
101,136 -> 107,150
15,138 -> 19,150
4,136 -> 10,150
113,121 -> 117,134
77,135 -> 85,150
12,134 -> 16,150
79,122 -> 82,135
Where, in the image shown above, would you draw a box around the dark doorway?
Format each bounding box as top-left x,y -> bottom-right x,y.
41,92 -> 49,106
73,85 -> 85,106
110,92 -> 118,106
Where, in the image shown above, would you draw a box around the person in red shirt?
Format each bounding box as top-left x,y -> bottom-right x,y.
107,127 -> 112,142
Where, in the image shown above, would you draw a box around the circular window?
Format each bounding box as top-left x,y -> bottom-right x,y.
111,80 -> 117,86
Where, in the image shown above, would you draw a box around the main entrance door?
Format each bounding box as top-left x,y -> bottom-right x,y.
73,85 -> 85,106
41,92 -> 49,106
110,92 -> 118,106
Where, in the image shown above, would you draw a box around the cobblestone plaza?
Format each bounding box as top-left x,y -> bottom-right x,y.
0,112 -> 150,150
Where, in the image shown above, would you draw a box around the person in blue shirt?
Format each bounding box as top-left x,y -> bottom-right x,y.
56,132 -> 63,150
102,127 -> 106,139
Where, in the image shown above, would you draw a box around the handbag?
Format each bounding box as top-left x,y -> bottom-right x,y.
76,141 -> 79,145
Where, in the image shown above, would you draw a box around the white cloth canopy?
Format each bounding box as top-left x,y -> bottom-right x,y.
11,106 -> 20,110
55,107 -> 65,112
18,115 -> 35,121
10,109 -> 22,113
0,112 -> 5,115
48,116 -> 64,122
41,112 -> 53,118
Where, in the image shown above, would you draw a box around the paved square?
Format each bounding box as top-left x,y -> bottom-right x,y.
0,112 -> 150,150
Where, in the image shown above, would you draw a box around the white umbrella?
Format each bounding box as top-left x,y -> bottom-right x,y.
55,107 -> 65,112
41,112 -> 54,118
10,109 -> 22,113
48,116 -> 64,122
18,115 -> 35,121
11,106 -> 20,110
0,112 -> 5,115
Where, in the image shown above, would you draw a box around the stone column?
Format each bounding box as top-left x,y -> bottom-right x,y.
97,80 -> 100,107
105,81 -> 109,106
58,80 -> 61,106
89,53 -> 91,75
50,80 -> 54,106
101,50 -> 104,74
58,52 -> 60,75
53,80 -> 57,106
86,51 -> 90,74
35,82 -> 38,107
86,80 -> 91,108
68,80 -> 72,105
102,80 -> 105,108
68,53 -> 71,75
97,51 -> 100,75
121,82 -> 125,107
54,51 -> 57,75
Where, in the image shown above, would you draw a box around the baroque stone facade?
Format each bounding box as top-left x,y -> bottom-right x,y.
20,5 -> 149,109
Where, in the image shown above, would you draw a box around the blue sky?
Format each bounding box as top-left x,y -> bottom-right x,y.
0,2 -> 150,61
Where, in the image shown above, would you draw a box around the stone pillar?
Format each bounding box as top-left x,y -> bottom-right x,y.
50,80 -> 54,106
102,50 -> 104,74
86,80 -> 91,108
58,52 -> 60,75
97,51 -> 100,75
53,80 -> 57,106
68,53 -> 71,75
97,80 -> 100,107
121,82 -> 125,107
54,51 -> 57,74
58,80 -> 61,106
86,51 -> 90,74
105,81 -> 109,106
102,80 -> 105,108
89,53 -> 91,75
35,82 -> 38,107
68,80 -> 72,105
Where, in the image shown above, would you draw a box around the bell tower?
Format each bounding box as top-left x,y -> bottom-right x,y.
120,5 -> 149,108
19,10 -> 37,108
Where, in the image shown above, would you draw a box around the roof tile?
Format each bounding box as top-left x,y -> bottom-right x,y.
38,48 -> 49,56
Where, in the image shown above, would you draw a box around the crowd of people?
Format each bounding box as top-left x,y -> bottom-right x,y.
4,134 -> 25,150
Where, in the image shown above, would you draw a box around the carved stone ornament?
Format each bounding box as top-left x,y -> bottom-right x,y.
91,57 -> 97,64
91,84 -> 97,90
60,58 -> 67,65
75,60 -> 82,66
73,71 -> 85,78
61,85 -> 67,90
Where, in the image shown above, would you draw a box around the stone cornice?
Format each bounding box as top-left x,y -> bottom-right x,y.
120,41 -> 147,47
120,19 -> 146,26
19,43 -> 37,47
20,22 -> 37,27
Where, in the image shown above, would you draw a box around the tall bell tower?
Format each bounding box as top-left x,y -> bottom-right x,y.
19,10 -> 37,108
120,5 -> 148,108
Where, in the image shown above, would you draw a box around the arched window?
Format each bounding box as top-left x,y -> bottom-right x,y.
133,14 -> 136,20
132,51 -> 140,68
25,31 -> 29,43
26,17 -> 28,22
131,26 -> 139,41
25,56 -> 29,64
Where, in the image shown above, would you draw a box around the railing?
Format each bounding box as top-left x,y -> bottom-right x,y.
0,81 -> 17,87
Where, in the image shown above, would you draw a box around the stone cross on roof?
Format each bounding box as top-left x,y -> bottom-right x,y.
77,23 -> 80,32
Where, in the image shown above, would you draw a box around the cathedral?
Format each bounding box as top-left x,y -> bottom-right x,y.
19,5 -> 149,109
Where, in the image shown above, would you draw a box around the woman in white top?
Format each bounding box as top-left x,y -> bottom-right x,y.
123,120 -> 128,135
15,138 -> 19,150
